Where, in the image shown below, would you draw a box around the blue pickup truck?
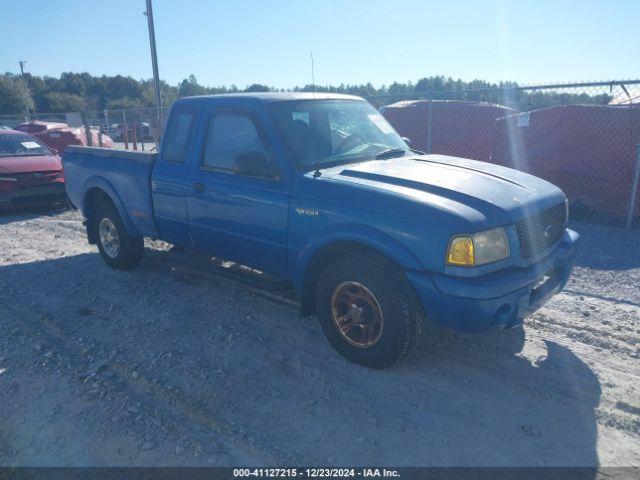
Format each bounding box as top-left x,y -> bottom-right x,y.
63,93 -> 578,368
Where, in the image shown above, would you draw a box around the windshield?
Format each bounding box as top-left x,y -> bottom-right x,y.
269,100 -> 409,170
0,134 -> 52,158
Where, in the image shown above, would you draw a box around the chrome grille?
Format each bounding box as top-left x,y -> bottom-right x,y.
516,203 -> 567,258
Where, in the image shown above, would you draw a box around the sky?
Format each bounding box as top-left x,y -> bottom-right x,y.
1,0 -> 639,89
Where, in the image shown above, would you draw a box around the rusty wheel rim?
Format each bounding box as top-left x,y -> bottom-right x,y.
330,281 -> 384,348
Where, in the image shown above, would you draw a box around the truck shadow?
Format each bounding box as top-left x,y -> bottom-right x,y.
0,250 -> 601,467
409,327 -> 601,467
0,205 -> 69,226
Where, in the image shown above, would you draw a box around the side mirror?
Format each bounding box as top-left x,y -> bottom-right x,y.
234,151 -> 273,178
401,136 -> 412,147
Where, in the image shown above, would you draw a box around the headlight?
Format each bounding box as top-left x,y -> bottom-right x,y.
0,176 -> 18,182
447,227 -> 510,266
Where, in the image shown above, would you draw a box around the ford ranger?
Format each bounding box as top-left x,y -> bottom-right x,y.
63,93 -> 579,368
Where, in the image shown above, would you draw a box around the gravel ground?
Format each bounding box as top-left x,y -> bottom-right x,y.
0,208 -> 638,467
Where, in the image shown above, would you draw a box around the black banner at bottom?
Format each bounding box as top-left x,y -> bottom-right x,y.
0,467 -> 638,480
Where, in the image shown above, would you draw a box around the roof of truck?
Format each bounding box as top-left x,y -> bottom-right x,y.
178,92 -> 365,103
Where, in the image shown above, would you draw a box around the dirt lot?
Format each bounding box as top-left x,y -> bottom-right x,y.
0,208 -> 638,467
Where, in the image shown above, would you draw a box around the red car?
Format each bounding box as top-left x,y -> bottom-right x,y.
35,127 -> 114,154
0,130 -> 66,209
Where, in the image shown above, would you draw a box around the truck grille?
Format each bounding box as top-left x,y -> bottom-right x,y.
516,203 -> 567,258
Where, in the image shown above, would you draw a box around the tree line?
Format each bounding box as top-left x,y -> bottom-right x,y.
0,71 -> 613,117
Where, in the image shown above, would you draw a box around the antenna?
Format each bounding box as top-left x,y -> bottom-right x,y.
311,52 -> 321,178
310,52 -> 316,91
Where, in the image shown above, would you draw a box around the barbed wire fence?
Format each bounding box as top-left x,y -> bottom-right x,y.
0,79 -> 638,228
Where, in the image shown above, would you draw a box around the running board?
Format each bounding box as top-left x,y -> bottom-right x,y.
166,246 -> 295,294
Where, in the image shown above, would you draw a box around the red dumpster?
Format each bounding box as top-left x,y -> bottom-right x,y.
35,127 -> 114,154
381,100 -> 516,161
14,121 -> 67,135
491,105 -> 640,219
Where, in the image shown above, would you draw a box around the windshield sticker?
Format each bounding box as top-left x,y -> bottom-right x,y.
21,141 -> 41,149
368,114 -> 394,134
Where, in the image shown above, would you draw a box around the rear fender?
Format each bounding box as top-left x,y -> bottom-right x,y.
81,176 -> 138,237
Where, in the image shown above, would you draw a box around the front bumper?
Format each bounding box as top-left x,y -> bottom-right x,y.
406,228 -> 579,333
0,183 -> 66,209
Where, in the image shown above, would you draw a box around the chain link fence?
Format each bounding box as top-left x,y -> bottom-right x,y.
0,107 -> 169,152
84,107 -> 169,151
369,80 -> 640,228
1,80 -> 639,227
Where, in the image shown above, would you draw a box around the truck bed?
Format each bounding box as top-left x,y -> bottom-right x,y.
63,146 -> 159,237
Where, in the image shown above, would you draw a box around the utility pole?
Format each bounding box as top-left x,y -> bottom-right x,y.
18,60 -> 29,122
144,0 -> 162,146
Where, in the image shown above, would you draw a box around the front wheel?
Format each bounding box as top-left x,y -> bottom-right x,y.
94,203 -> 144,270
315,251 -> 422,368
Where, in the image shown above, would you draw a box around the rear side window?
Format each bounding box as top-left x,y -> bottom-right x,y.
202,113 -> 268,170
161,111 -> 195,162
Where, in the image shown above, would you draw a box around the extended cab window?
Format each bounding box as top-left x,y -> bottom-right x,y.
161,111 -> 195,162
202,113 -> 268,171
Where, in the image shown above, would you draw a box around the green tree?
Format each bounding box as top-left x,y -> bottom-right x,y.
141,79 -> 178,107
178,75 -> 208,97
43,92 -> 86,112
0,71 -> 619,116
0,74 -> 34,115
244,83 -> 271,92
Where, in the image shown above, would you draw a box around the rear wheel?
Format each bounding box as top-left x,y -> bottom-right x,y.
315,251 -> 422,368
94,203 -> 143,270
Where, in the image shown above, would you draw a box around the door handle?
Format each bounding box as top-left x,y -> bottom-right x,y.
193,182 -> 205,193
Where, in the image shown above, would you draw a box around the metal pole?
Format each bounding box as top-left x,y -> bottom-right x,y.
18,60 -> 29,122
139,109 -> 145,151
81,111 -> 93,147
104,109 -> 110,136
426,94 -> 433,154
145,0 -> 162,146
122,110 -> 129,150
626,144 -> 640,229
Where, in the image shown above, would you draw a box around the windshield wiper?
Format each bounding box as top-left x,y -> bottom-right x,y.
375,148 -> 410,160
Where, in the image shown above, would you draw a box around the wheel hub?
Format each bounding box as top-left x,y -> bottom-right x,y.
99,217 -> 120,259
330,281 -> 384,348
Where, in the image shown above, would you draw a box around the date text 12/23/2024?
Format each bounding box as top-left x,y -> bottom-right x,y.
233,468 -> 400,478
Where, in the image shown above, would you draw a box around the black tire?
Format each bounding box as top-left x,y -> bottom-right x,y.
315,251 -> 422,368
94,203 -> 144,270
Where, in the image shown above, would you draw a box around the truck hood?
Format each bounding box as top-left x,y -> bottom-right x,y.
0,154 -> 62,174
322,154 -> 566,225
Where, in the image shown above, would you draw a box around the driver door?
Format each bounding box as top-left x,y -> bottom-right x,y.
186,108 -> 289,275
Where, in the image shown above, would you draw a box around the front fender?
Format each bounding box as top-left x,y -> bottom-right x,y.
81,176 -> 138,236
292,223 -> 424,290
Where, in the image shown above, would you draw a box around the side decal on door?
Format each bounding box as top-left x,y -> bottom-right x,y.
295,207 -> 319,217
